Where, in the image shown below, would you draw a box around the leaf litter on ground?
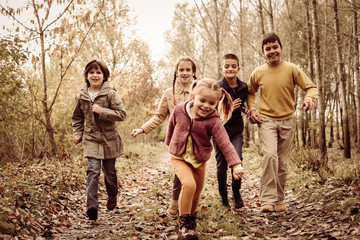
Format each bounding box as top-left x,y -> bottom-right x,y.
0,142 -> 359,239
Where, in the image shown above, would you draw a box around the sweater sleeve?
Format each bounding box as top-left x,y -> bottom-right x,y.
247,71 -> 259,112
294,68 -> 318,102
140,90 -> 170,134
165,107 -> 176,146
212,119 -> 242,167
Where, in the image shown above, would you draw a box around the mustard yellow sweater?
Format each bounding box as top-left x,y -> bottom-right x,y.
248,61 -> 318,120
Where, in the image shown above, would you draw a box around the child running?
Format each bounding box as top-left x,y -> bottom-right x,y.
131,56 -> 197,216
72,60 -> 126,221
215,53 -> 248,209
166,78 -> 244,239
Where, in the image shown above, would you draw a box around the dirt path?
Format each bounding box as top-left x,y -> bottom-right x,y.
52,150 -> 360,240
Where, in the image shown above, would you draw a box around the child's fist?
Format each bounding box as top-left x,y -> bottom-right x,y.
74,135 -> 82,145
233,167 -> 244,180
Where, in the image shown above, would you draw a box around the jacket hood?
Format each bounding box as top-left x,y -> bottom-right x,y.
180,101 -> 220,120
79,82 -> 115,100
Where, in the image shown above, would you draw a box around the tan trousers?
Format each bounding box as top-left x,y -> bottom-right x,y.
171,157 -> 206,216
258,117 -> 295,205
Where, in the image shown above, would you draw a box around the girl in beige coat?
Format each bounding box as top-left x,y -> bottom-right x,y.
131,56 -> 197,215
72,60 -> 126,220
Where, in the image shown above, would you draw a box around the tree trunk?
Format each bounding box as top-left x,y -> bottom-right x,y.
38,17 -> 56,155
333,0 -> 351,158
258,0 -> 266,35
311,0 -> 327,158
335,94 -> 341,141
267,0 -> 274,32
353,0 -> 360,153
237,0 -> 250,148
304,0 -> 315,147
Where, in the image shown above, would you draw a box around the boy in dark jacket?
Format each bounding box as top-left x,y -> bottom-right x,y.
214,53 -> 248,209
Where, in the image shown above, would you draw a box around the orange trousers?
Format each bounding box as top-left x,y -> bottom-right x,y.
171,157 -> 206,216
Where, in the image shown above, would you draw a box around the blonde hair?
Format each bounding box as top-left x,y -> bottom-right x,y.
190,78 -> 233,123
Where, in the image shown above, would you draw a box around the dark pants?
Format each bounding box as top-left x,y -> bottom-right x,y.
214,134 -> 243,199
172,174 -> 181,200
86,158 -> 118,207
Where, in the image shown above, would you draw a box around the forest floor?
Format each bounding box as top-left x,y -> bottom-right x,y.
0,142 -> 359,239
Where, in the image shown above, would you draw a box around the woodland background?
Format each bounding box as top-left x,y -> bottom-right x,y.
0,0 -> 359,162
0,0 -> 360,239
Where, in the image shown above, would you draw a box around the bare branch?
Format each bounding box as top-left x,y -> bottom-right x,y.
0,4 -> 37,33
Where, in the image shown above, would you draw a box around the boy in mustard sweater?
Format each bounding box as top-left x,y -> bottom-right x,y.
248,33 -> 318,213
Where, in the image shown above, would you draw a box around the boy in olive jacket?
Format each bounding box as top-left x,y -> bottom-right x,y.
72,60 -> 126,220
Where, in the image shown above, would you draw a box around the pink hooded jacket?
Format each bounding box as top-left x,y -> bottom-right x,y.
165,101 -> 242,167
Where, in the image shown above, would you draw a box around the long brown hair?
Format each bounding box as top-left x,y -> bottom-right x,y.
172,56 -> 197,104
190,78 -> 233,123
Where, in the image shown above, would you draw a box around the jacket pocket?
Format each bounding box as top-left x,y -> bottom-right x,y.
84,127 -> 96,141
103,125 -> 117,141
194,145 -> 212,161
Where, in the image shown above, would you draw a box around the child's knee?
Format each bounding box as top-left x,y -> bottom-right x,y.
182,180 -> 197,193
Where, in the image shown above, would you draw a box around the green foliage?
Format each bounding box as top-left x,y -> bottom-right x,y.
0,35 -> 27,96
0,36 -> 30,165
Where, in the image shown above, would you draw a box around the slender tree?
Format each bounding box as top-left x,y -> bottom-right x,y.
333,0 -> 351,158
353,0 -> 360,152
311,0 -> 327,158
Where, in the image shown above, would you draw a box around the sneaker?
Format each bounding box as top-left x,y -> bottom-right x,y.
86,205 -> 98,220
260,204 -> 274,213
234,195 -> 244,209
274,204 -> 286,212
107,196 -> 117,210
167,199 -> 178,216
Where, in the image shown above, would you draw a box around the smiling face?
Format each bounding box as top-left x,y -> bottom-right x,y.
220,58 -> 240,80
86,66 -> 105,91
262,40 -> 283,66
191,87 -> 220,118
176,60 -> 195,86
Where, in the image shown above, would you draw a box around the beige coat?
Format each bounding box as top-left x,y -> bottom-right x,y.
72,82 -> 126,159
141,81 -> 191,134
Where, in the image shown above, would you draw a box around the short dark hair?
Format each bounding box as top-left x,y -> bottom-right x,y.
222,53 -> 239,66
84,60 -> 110,87
261,32 -> 282,50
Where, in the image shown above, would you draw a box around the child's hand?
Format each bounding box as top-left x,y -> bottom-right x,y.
233,167 -> 244,180
131,128 -> 144,138
242,107 -> 249,115
249,110 -> 262,124
299,99 -> 315,112
233,98 -> 242,110
74,135 -> 82,145
92,104 -> 101,114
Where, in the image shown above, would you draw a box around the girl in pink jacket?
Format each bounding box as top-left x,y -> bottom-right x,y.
166,78 -> 244,240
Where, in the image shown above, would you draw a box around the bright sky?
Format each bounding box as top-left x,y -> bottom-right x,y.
126,0 -> 180,60
0,0 -> 180,59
